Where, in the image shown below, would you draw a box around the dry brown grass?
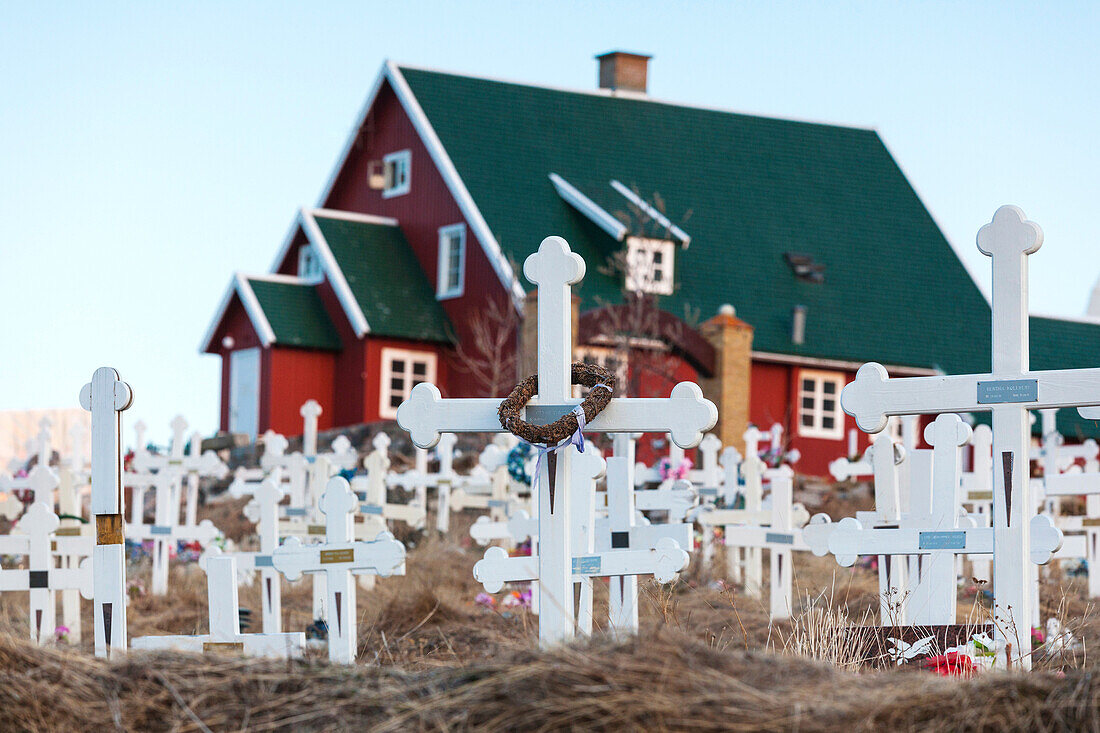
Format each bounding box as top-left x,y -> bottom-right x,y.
0,501 -> 1099,730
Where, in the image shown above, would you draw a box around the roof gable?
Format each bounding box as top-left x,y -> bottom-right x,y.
247,278 -> 342,350
310,211 -> 454,344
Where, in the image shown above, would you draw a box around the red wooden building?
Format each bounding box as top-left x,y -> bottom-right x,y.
202,53 -> 1100,475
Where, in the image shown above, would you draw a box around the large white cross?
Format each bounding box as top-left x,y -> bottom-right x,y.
0,501 -> 93,644
132,555 -> 306,659
79,366 -> 133,658
220,471 -> 287,632
839,206 -> 1100,668
398,237 -> 716,646
272,476 -> 407,663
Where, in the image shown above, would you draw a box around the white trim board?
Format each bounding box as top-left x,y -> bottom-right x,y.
199,274 -> 278,352
314,61 -> 525,311
549,173 -> 627,241
298,209 -> 371,338
610,180 -> 690,246
750,350 -> 940,377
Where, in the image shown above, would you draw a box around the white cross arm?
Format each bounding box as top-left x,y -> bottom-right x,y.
695,508 -> 772,527
1039,472 -> 1100,496
398,382 -> 717,449
724,526 -> 810,552
472,539 -> 689,593
824,514 -> 1061,566
842,362 -> 1100,434
271,533 -> 406,581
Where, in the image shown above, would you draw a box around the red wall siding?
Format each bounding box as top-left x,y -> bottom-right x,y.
748,361 -> 859,477
265,347 -> 337,437
318,80 -> 514,399
206,294 -> 263,432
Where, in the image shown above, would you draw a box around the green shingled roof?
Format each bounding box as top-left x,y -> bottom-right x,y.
312,214 -> 454,344
399,65 -> 1100,434
247,279 -> 342,350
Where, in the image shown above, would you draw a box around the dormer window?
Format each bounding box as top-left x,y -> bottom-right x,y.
297,244 -> 323,283
382,150 -> 411,198
625,237 -> 674,295
437,224 -> 466,298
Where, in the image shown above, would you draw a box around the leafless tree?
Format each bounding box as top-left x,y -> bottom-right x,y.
452,292 -> 521,397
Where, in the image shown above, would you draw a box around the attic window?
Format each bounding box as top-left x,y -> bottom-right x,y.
298,244 -> 323,283
625,237 -> 674,295
783,253 -> 825,283
382,150 -> 411,198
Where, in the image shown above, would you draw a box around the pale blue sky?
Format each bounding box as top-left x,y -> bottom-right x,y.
2,1 -> 1098,441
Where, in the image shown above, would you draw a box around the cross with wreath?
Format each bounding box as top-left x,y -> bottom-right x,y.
398,236 -> 717,647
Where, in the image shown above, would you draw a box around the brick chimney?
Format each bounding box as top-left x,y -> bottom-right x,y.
596,51 -> 651,94
699,304 -> 754,454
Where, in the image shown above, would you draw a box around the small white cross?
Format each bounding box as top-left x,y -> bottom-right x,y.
272,476 -> 406,663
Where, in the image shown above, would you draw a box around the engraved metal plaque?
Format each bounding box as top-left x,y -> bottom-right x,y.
765,532 -> 794,545
151,525 -> 171,535
203,642 -> 244,653
320,548 -> 354,564
255,555 -> 274,567
525,404 -> 580,424
699,487 -> 718,497
969,491 -> 993,501
307,524 -> 327,535
285,507 -> 308,517
572,555 -> 601,574
977,379 -> 1038,404
360,504 -> 384,515
918,531 -> 966,550
55,526 -> 82,536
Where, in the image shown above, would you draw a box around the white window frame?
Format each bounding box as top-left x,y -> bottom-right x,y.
436,223 -> 466,299
573,345 -> 629,397
797,369 -> 845,440
297,243 -> 323,283
382,149 -> 411,198
379,348 -> 437,419
625,236 -> 675,295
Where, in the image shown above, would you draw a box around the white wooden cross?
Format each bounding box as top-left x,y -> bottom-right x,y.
126,470 -> 221,595
132,555 -> 306,658
807,414 -> 1063,630
354,434 -> 427,533
840,206 -> 1100,667
0,502 -> 94,644
721,466 -> 806,620
79,366 -> 133,658
399,237 -> 716,646
273,476 -> 407,663
0,464 -> 59,508
960,423 -> 994,581
601,454 -> 694,635
301,399 -> 323,457
221,471 -> 286,632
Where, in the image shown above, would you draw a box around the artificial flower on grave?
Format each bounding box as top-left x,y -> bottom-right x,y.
657,457 -> 693,481
1032,625 -> 1046,649
126,577 -> 146,600
475,592 -> 496,609
510,540 -> 532,557
501,587 -> 532,609
507,443 -> 533,485
919,651 -> 976,677
54,625 -> 70,644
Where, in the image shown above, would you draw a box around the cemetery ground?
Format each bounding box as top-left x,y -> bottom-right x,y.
0,495 -> 1099,731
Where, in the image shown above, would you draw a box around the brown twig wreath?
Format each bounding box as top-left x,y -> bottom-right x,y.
498,363 -> 615,445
